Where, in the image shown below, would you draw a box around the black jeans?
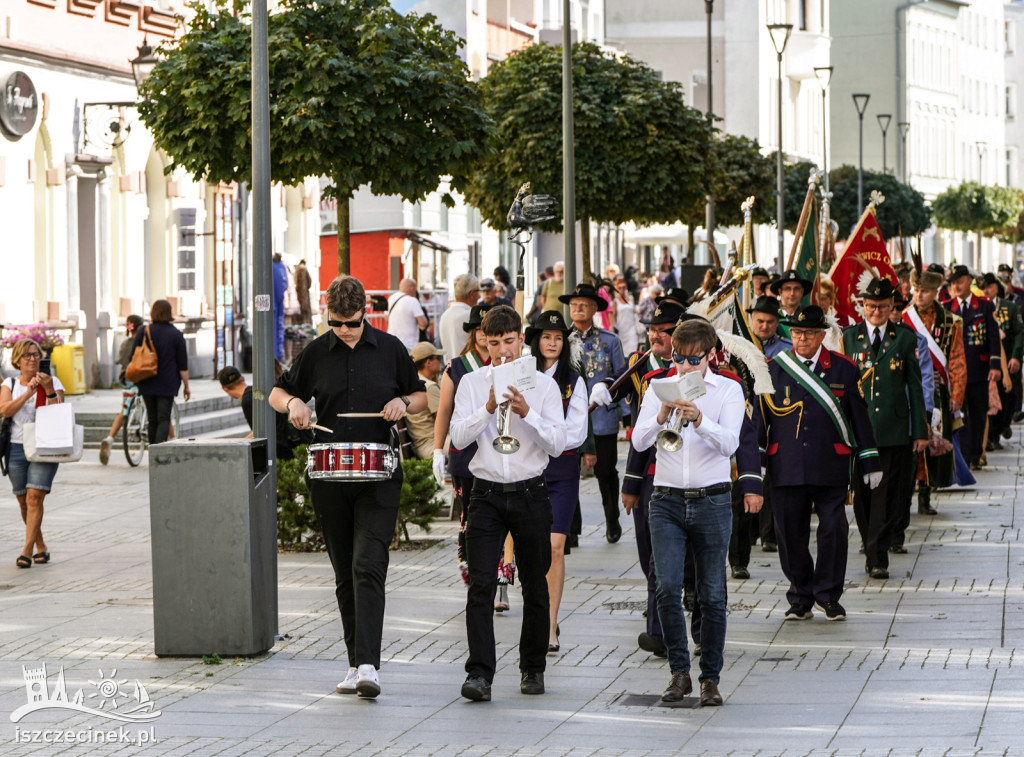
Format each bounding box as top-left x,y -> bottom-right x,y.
961,381 -> 989,464
464,482 -> 552,682
310,476 -> 401,669
593,433 -> 621,527
142,395 -> 175,445
728,486 -> 753,569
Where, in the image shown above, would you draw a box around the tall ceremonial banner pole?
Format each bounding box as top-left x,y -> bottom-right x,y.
784,169 -> 820,272
739,196 -> 755,310
251,0 -> 276,467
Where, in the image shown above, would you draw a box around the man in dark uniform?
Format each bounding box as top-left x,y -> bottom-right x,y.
769,270 -> 813,336
272,275 -> 426,699
947,265 -> 1001,470
981,273 -> 1023,447
757,305 -> 881,621
841,278 -> 929,579
751,268 -> 770,298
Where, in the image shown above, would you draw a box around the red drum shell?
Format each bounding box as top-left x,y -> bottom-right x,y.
307,443 -> 395,481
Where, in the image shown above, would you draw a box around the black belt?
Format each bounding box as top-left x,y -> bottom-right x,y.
474,475 -> 545,494
654,482 -> 731,499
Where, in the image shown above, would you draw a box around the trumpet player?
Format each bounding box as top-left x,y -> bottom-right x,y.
450,306 -> 567,702
631,318 -> 751,707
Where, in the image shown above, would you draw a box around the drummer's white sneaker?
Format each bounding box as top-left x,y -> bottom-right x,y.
336,667 -> 358,694
355,664 -> 380,698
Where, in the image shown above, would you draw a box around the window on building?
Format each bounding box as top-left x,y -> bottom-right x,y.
177,208 -> 197,292
439,201 -> 448,232
467,207 -> 482,235
798,0 -> 807,31
1007,21 -> 1017,55
1008,84 -> 1018,120
412,201 -> 422,228
1007,148 -> 1018,187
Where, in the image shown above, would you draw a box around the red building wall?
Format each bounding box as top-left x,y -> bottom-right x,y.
318,231 -> 405,295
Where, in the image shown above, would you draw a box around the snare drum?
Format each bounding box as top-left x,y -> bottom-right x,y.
307,443 -> 398,481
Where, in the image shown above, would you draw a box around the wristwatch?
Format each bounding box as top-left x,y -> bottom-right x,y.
399,396 -> 410,408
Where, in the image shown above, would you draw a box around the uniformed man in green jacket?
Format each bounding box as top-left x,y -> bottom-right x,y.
982,272 -> 1023,446
842,277 -> 929,579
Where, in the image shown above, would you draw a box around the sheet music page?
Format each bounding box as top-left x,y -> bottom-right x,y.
650,371 -> 707,404
492,355 -> 537,396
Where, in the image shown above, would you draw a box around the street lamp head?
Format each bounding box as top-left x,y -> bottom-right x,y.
976,141 -> 987,155
130,37 -> 159,93
898,121 -> 910,139
813,66 -> 833,90
766,23 -> 793,56
877,113 -> 892,134
852,93 -> 870,117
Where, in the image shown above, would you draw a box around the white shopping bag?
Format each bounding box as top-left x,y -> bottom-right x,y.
31,403 -> 76,456
23,422 -> 84,463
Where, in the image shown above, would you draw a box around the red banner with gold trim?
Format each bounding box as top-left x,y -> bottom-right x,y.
827,209 -> 896,325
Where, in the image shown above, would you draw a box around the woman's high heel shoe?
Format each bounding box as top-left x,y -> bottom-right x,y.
494,584 -> 510,613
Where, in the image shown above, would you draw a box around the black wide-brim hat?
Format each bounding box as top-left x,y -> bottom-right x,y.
746,295 -> 782,317
558,283 -> 608,311
860,277 -> 898,301
463,303 -> 497,332
640,302 -> 687,326
783,304 -> 828,330
751,267 -> 770,278
655,288 -> 691,308
769,270 -> 813,296
981,272 -> 1005,297
525,310 -> 572,343
947,264 -> 973,283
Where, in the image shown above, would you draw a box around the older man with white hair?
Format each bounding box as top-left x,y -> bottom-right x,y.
439,274 -> 481,362
387,278 -> 428,350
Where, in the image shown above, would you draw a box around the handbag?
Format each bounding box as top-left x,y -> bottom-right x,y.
0,379 -> 13,476
23,402 -> 84,463
126,325 -> 159,383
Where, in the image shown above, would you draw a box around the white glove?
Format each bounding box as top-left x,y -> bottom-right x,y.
589,382 -> 613,407
931,408 -> 941,429
432,449 -> 446,485
864,471 -> 883,490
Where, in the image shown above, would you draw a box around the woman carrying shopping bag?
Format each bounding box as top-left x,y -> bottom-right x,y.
0,339 -> 65,568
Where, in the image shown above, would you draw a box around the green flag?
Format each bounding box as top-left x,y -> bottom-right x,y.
794,198 -> 819,306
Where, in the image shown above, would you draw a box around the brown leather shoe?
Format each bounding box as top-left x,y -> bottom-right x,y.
700,679 -> 723,706
661,671 -> 692,702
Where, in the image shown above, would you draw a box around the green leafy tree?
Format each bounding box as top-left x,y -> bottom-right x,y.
827,165 -> 931,240
992,188 -> 1024,244
463,42 -> 712,279
275,445 -> 323,552
779,159 -> 821,234
138,0 -> 490,274
932,182 -> 1024,256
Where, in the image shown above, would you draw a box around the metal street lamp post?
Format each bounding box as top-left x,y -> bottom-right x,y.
897,121 -> 910,182
852,93 -> 870,215
767,22 -> 793,267
813,66 -> 833,193
877,113 -> 892,174
705,0 -> 715,265
976,141 -> 987,182
562,0 -> 576,288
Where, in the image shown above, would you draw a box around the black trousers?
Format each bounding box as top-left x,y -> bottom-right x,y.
891,446 -> 918,548
853,445 -> 909,570
632,475 -> 661,636
464,482 -> 552,682
961,380 -> 989,465
142,394 -> 175,444
772,484 -> 849,606
728,487 -> 753,569
594,433 -> 621,527
759,474 -> 777,546
310,476 -> 401,669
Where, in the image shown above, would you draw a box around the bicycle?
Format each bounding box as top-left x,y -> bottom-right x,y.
122,391 -> 180,466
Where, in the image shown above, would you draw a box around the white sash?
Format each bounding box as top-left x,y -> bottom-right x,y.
904,307 -> 949,389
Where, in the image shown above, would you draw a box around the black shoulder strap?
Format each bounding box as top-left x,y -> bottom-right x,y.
388,294 -> 407,315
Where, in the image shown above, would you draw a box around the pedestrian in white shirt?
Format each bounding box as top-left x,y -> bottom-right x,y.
387,278 -> 427,350
450,306 -> 567,703
632,318 -> 748,708
439,274 -> 480,363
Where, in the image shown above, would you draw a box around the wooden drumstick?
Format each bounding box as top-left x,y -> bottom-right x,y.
336,412 -> 384,418
310,423 -> 334,434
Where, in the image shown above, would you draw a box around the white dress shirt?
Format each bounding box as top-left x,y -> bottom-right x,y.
544,364 -> 589,452
631,370 -> 744,489
386,292 -> 426,350
439,301 -> 472,363
450,365 -> 567,483
799,344 -> 824,371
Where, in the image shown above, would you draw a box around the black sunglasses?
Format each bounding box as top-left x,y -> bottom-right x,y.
328,316 -> 365,328
672,352 -> 707,366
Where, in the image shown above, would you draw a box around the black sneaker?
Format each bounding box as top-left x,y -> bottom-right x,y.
816,600 -> 846,621
461,676 -> 491,702
1002,426 -> 1012,440
889,544 -> 908,554
761,541 -> 778,553
638,632 -> 667,658
520,671 -> 545,695
784,603 -> 813,620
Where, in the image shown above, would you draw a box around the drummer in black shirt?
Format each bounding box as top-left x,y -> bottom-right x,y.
270,275 -> 425,699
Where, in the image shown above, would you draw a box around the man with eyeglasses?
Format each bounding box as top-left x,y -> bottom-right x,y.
270,275 -> 426,699
769,270 -> 813,336
632,318 -> 755,706
841,278 -> 929,580
757,305 -> 880,622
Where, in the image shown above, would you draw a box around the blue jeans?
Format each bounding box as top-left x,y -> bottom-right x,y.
7,443 -> 59,496
648,488 -> 731,682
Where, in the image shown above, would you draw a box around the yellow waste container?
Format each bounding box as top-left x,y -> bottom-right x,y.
51,344 -> 87,395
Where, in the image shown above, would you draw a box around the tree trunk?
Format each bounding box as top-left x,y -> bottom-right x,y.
977,229 -> 983,270
337,198 -> 351,276
580,217 -> 592,281
687,223 -> 696,263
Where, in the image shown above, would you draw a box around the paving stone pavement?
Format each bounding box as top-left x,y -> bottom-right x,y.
0,421 -> 1023,756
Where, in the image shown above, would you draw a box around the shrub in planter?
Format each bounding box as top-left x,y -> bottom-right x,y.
276,445 -> 323,551
396,458 -> 444,546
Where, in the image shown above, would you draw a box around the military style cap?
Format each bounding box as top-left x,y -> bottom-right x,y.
946,264 -> 973,283
860,277 -> 898,301
746,295 -> 783,317
655,287 -> 691,308
769,269 -> 813,296
981,272 -> 1005,298
463,303 -> 496,332
782,304 -> 828,330
998,263 -> 1013,273
558,282 -> 609,311
524,310 -> 572,343
751,267 -> 770,278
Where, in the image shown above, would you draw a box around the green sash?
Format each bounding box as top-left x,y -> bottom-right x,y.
459,351 -> 484,374
775,351 -> 855,449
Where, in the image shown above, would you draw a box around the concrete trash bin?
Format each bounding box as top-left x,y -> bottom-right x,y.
148,438 -> 277,656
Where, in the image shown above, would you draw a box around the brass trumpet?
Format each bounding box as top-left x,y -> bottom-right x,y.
656,409 -> 689,452
493,400 -> 521,454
